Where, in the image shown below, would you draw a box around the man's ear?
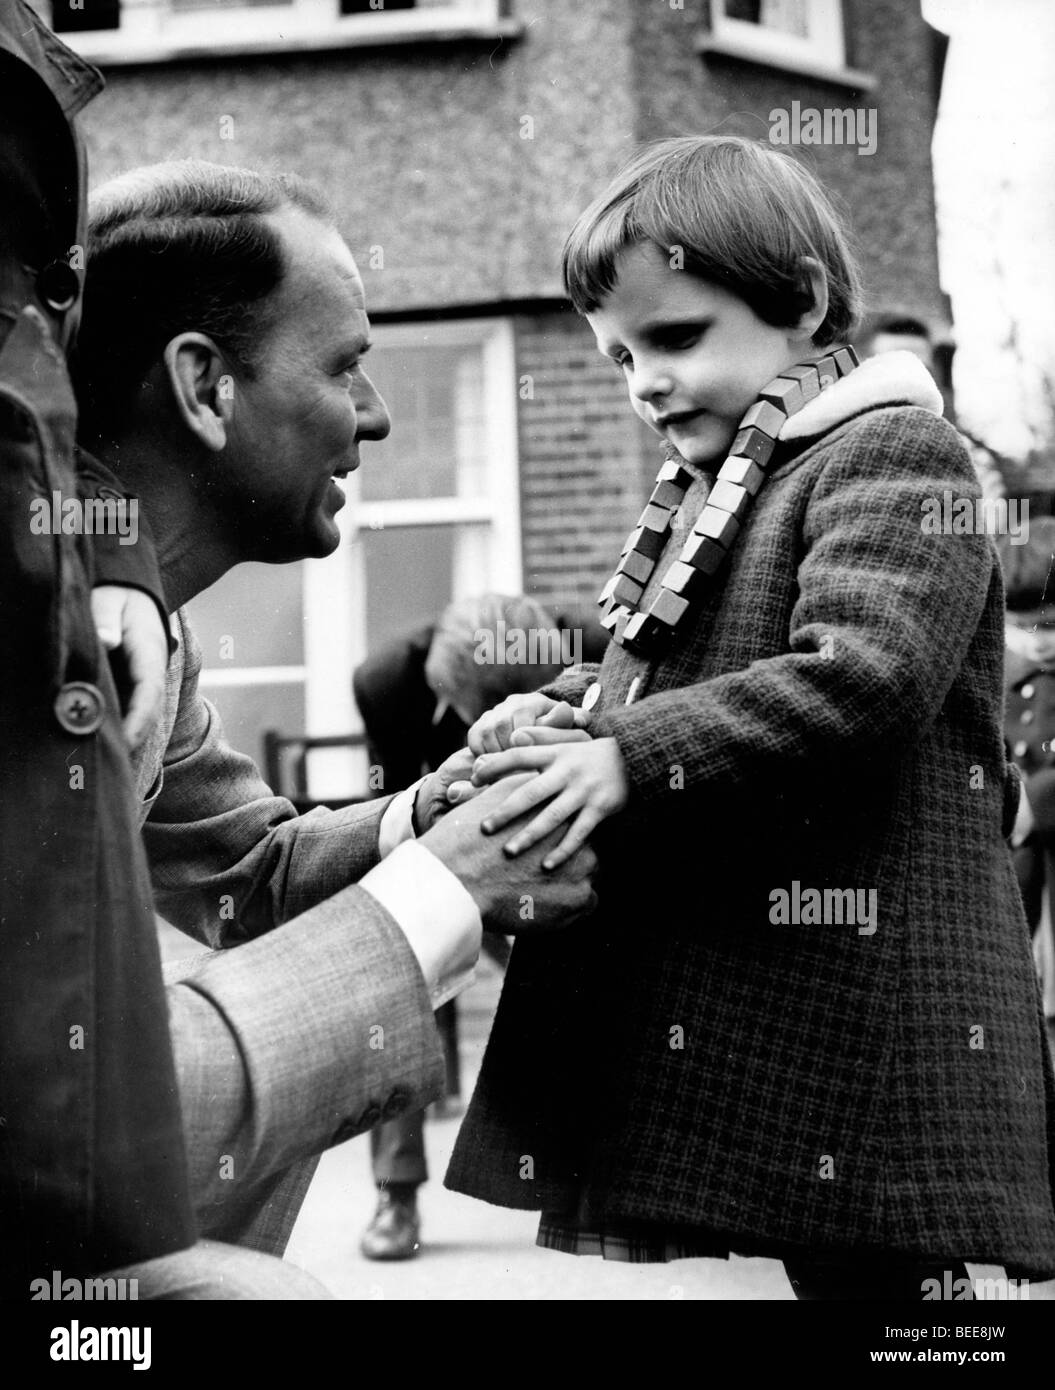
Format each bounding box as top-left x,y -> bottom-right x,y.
792,256 -> 830,343
162,333 -> 232,452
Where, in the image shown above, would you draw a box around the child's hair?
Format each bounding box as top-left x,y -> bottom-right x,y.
998,514 -> 1055,610
562,135 -> 862,348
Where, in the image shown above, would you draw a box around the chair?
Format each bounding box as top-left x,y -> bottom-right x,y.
262,729 -> 369,812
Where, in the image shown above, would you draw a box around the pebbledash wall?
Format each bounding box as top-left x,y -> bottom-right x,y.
76,0 -> 948,611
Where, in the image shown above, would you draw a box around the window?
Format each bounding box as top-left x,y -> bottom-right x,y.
187,316 -> 520,800
704,0 -> 857,79
41,0 -> 514,64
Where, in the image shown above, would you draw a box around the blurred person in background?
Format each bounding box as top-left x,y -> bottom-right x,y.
353,592 -> 606,1259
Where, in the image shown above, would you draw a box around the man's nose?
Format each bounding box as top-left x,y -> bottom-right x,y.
355,373 -> 391,441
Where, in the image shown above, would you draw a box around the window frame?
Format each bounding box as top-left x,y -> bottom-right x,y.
42,0 -> 519,66
699,0 -> 876,90
301,314 -> 521,798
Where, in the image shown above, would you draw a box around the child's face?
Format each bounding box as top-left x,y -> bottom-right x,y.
587,242 -> 818,468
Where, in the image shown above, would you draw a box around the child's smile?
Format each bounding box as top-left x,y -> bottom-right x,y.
586,242 -> 820,467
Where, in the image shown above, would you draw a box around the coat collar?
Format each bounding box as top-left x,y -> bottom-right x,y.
780,350 -> 944,443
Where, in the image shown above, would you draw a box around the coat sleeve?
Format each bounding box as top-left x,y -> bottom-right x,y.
593,409 -> 994,806
539,662 -> 602,707
145,616 -> 393,945
166,884 -> 445,1234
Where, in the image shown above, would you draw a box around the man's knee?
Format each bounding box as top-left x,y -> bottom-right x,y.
106,1240 -> 333,1300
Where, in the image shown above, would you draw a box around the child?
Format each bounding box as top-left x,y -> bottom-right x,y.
444,136 -> 1055,1298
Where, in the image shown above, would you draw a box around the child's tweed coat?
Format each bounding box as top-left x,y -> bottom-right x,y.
446,395 -> 1055,1275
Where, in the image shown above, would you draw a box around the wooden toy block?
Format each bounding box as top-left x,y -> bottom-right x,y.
611,572 -> 644,608
623,524 -> 667,560
598,573 -> 620,606
638,502 -> 672,533
656,458 -> 695,489
619,549 -> 653,584
622,610 -> 665,649
663,560 -> 708,598
717,455 -> 765,494
706,479 -> 751,519
833,346 -> 859,375
600,603 -> 631,635
649,588 -> 690,626
778,363 -> 821,401
692,505 -> 741,548
816,355 -> 838,391
730,426 -> 777,466
759,376 -> 804,414
738,399 -> 787,439
680,533 -> 727,575
651,478 -> 689,509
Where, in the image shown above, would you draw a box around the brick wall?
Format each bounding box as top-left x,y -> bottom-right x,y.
515,309 -> 658,608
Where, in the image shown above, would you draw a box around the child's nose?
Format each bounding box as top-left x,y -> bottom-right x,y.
629,360 -> 675,404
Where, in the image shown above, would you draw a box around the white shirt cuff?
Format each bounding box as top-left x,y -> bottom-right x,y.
359,840 -> 481,1010
377,779 -> 423,857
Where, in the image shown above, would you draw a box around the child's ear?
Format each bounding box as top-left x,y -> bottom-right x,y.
792,256 -> 830,343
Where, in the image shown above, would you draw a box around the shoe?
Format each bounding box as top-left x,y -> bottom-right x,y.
359,1188 -> 421,1261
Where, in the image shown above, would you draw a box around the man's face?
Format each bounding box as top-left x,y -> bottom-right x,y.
221,206 -> 390,562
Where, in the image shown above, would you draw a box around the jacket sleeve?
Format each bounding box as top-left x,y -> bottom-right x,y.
145,616 -> 393,944
592,410 -> 993,806
166,884 -> 445,1235
75,447 -> 172,645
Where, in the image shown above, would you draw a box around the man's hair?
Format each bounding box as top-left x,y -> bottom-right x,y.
561,135 -> 862,347
73,159 -> 334,445
999,515 -> 1055,611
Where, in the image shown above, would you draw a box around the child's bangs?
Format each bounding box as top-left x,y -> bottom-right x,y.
562,194 -> 647,315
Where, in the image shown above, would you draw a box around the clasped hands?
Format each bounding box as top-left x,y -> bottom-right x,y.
414,691 -> 629,934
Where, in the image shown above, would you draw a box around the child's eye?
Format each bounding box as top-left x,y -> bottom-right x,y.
612,352 -> 632,371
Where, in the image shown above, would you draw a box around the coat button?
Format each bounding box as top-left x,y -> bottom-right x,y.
582,682 -> 601,713
1021,709 -> 1035,724
1021,684 -> 1035,699
54,682 -> 104,736
36,260 -> 80,314
1013,740 -> 1029,758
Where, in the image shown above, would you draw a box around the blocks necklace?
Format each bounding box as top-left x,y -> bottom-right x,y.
598,347 -> 860,656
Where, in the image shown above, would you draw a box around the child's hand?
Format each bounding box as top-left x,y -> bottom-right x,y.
91,584 -> 169,752
470,736 -> 629,870
467,692 -> 567,754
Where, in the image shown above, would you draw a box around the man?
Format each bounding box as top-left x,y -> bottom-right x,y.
68,158 -> 599,1279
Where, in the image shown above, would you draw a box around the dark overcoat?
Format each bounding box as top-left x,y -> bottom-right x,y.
446,400 -> 1055,1275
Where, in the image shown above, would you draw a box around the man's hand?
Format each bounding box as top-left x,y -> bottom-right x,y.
91,585 -> 169,752
469,735 -> 629,871
412,746 -> 479,833
419,775 -> 598,933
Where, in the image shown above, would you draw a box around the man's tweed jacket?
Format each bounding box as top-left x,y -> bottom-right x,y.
131,613 -> 445,1250
134,610 -> 390,944
446,354 -> 1055,1274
